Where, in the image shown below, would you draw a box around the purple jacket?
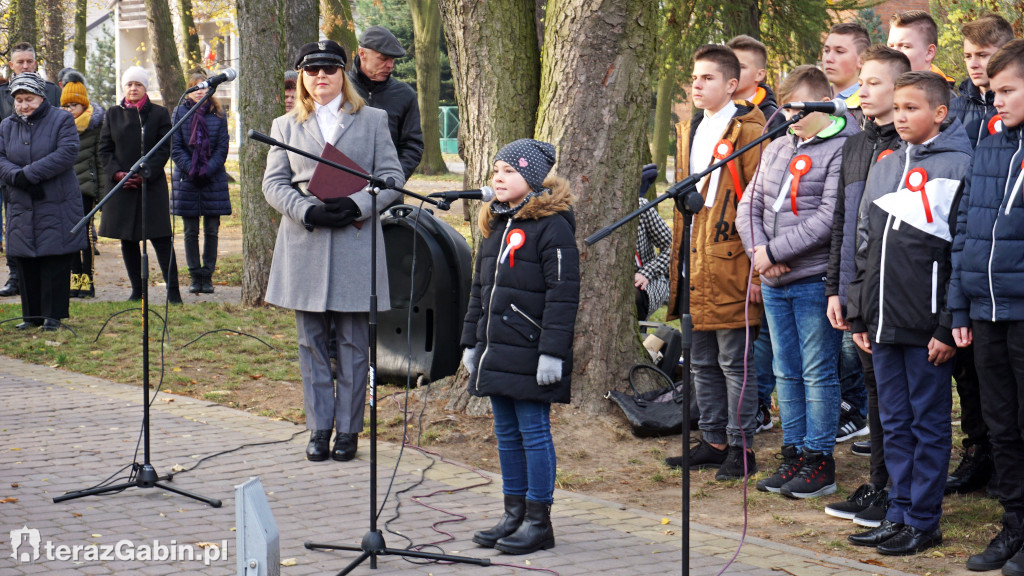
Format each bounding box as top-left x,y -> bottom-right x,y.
736,115 -> 859,287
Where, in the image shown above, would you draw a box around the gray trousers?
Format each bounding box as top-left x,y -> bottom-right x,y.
692,327 -> 759,448
296,310 -> 369,434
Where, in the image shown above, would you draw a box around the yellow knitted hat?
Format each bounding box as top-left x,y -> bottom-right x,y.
61,81 -> 89,107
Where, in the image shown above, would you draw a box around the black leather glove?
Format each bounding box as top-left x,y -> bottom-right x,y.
304,197 -> 361,229
13,171 -> 31,189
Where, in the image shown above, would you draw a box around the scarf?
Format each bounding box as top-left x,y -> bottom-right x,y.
187,100 -> 211,180
123,94 -> 149,110
74,105 -> 94,133
489,189 -> 544,218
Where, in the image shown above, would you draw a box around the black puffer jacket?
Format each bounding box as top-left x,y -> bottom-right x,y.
826,120 -> 901,306
348,57 -> 423,180
73,105 -> 106,199
950,78 -> 996,150
97,98 -> 173,241
460,178 -> 580,404
753,82 -> 786,140
0,101 -> 87,258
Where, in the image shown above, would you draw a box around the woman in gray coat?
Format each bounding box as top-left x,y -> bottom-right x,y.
0,73 -> 86,330
262,40 -> 404,462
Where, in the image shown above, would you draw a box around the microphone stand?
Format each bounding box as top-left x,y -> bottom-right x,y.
57,88 -> 224,507
584,112 -> 807,576
248,130 -> 491,575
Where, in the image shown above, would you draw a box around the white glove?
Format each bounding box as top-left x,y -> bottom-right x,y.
462,348 -> 477,377
536,354 -> 563,386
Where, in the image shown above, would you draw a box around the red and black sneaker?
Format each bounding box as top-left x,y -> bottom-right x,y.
755,444 -> 802,493
780,448 -> 836,499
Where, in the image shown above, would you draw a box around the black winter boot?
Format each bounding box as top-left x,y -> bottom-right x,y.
189,273 -> 203,294
473,494 -> 526,548
201,273 -> 215,294
495,500 -> 555,555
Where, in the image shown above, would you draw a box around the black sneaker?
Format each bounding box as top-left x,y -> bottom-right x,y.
756,445 -> 802,494
853,489 -> 889,527
945,444 -> 994,495
825,483 -> 882,520
755,401 -> 773,433
715,446 -> 757,481
836,401 -> 869,442
665,439 -> 727,470
966,525 -> 1024,571
780,449 -> 837,499
850,440 -> 871,457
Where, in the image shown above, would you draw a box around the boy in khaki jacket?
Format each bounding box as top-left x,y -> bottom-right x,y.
664,44 -> 765,480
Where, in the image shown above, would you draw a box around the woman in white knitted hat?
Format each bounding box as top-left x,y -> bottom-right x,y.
97,66 -> 180,303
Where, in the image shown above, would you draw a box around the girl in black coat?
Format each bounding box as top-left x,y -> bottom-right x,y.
97,66 -> 180,303
171,73 -> 231,294
460,139 -> 580,555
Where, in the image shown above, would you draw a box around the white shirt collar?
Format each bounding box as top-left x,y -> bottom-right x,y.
704,100 -> 737,122
314,94 -> 343,118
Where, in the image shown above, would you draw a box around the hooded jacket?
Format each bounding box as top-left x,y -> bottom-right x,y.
846,119 -> 973,347
0,101 -> 87,258
347,56 -> 423,181
667,101 -> 765,329
460,178 -> 580,404
826,120 -> 902,306
737,114 -> 859,287
948,121 -> 1024,327
950,78 -> 997,150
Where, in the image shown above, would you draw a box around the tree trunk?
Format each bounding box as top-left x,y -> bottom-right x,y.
145,0 -> 186,111
74,0 -> 88,72
322,0 -> 358,57
534,0 -> 660,412
237,0 -> 288,306
11,0 -> 37,51
179,0 -> 203,71
39,0 -> 64,82
438,0 -> 540,410
408,0 -> 448,175
722,0 -> 760,41
284,0 -> 318,71
651,4 -> 684,183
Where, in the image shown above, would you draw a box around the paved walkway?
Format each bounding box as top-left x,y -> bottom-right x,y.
0,357 -> 917,576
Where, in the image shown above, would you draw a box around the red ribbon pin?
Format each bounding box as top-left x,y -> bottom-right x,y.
788,155 -> 812,215
989,114 -> 1003,135
503,228 -> 526,267
905,167 -> 932,223
713,139 -> 742,199
877,149 -> 894,163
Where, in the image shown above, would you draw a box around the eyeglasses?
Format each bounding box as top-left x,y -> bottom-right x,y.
302,65 -> 341,76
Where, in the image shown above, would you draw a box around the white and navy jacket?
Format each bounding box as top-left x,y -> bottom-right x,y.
847,119 -> 973,347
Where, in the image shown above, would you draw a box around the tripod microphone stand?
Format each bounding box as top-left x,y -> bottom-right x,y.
584,111 -> 808,576
248,130 -> 491,575
57,89 -> 226,507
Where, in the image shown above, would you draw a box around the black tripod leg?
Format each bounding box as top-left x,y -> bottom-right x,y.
380,547 -> 491,565
305,541 -> 362,552
334,551 -> 372,576
52,480 -> 139,503
154,481 -> 222,507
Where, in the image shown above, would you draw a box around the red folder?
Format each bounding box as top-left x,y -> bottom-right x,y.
307,143 -> 368,229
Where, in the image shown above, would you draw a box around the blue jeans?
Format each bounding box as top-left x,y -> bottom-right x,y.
755,312 -> 776,406
762,280 -> 842,454
839,331 -> 867,418
490,396 -> 556,504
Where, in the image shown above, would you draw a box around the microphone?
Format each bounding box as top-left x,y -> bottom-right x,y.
185,68 -> 238,93
428,186 -> 495,202
782,98 -> 848,116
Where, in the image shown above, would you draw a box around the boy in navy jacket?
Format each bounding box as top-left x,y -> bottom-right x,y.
948,40 -> 1024,574
846,71 -> 973,556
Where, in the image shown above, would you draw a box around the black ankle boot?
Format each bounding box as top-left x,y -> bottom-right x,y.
494,500 -> 554,555
473,495 -> 526,548
201,274 -> 214,294
189,274 -> 203,294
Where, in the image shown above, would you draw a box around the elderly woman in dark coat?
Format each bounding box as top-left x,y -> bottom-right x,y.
171,72 -> 231,295
0,73 -> 86,330
61,72 -> 105,298
97,65 -> 180,303
263,40 -> 404,463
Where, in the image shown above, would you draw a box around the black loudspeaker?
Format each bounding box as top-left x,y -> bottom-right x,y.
378,205 -> 473,384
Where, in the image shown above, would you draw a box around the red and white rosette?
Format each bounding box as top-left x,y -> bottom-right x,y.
712,139 -> 742,199
788,155 -> 812,215
905,167 -> 932,223
989,114 -> 1003,135
501,228 -> 526,267
877,149 -> 894,163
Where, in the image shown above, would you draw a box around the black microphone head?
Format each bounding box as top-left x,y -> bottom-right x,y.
480,186 -> 495,202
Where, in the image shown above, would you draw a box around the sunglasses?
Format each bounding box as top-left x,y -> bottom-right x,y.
302,65 -> 342,76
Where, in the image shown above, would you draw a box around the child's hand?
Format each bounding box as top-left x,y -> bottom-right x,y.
762,263 -> 791,278
852,332 -> 872,354
927,338 -> 956,365
753,245 -> 773,274
749,284 -> 762,304
634,273 -> 649,290
953,327 -> 973,348
826,295 -> 848,330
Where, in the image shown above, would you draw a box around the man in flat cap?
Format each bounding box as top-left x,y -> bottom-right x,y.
348,26 -> 423,196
